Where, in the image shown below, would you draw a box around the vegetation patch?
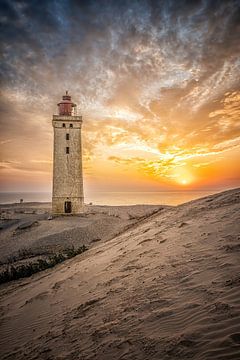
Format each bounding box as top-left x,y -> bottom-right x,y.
0,245 -> 87,284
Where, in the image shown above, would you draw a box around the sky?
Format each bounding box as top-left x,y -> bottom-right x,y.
0,0 -> 240,193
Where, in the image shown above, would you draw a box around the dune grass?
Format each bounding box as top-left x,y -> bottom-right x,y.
0,245 -> 87,284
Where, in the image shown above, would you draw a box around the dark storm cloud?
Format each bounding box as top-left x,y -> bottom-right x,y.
1,3 -> 239,89
1,0 -> 239,93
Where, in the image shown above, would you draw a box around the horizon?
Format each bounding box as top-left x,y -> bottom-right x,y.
0,187 -> 238,207
1,0 -> 240,194
1,187 -> 238,194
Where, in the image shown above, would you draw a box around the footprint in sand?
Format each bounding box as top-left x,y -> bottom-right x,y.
221,244 -> 240,252
164,335 -> 197,358
120,264 -> 142,272
105,274 -> 130,286
183,243 -> 192,248
225,276 -> 240,287
159,239 -> 167,244
178,222 -> 188,228
210,302 -> 232,313
52,280 -> 65,291
138,238 -> 154,245
72,298 -> 102,318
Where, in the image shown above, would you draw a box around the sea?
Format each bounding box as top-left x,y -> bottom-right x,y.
0,190 -> 219,206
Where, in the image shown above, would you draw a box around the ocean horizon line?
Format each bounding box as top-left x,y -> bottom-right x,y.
0,189 -> 234,206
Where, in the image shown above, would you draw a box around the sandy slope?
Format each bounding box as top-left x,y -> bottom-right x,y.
0,188 -> 240,360
0,204 -> 162,264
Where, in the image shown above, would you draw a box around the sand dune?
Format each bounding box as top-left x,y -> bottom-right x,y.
0,204 -> 162,264
0,188 -> 240,359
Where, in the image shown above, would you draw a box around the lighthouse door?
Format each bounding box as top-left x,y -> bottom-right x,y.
64,201 -> 72,214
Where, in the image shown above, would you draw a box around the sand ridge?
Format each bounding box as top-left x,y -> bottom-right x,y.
0,188 -> 240,359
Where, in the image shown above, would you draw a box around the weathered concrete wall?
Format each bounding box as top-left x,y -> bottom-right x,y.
52,115 -> 84,214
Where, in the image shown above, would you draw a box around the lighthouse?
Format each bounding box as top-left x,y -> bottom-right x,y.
52,91 -> 84,214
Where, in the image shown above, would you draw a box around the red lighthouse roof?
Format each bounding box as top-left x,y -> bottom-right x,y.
58,91 -> 76,116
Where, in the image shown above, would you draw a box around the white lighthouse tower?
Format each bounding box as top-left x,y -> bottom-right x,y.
52,91 -> 84,214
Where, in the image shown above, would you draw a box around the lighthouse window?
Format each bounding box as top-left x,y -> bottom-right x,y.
70,123 -> 73,128
62,123 -> 65,127
66,147 -> 69,154
66,133 -> 69,140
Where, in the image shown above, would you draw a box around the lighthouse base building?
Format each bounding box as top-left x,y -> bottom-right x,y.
52,92 -> 84,215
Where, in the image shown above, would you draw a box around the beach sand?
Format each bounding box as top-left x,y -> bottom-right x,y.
0,188 -> 240,359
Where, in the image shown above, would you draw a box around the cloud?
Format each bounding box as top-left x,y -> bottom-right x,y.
0,0 -> 240,189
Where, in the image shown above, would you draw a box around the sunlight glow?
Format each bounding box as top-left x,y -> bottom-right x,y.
172,168 -> 195,186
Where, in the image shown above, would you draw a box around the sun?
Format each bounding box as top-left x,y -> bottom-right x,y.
180,179 -> 188,185
174,169 -> 195,186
